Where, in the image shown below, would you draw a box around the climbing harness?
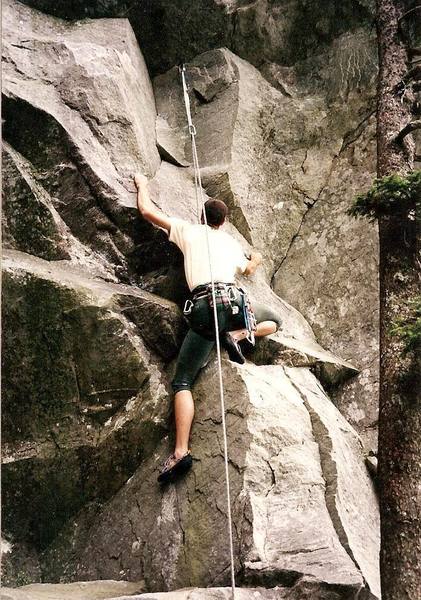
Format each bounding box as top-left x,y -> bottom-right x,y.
180,64 -> 237,599
185,283 -> 257,343
193,282 -> 235,311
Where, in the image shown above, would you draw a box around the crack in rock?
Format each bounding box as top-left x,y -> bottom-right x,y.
270,163 -> 334,288
285,372 -> 369,589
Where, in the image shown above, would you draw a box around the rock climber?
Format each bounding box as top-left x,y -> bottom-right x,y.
134,173 -> 282,483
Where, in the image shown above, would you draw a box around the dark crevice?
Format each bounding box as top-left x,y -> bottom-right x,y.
10,42 -> 34,51
156,142 -> 190,167
2,94 -> 134,270
264,458 -> 276,495
340,107 -> 376,153
192,87 -> 211,104
242,566 -> 303,588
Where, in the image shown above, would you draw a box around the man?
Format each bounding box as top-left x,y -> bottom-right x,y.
134,173 -> 281,483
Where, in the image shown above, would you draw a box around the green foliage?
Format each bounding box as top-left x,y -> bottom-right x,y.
348,171 -> 421,221
390,296 -> 421,353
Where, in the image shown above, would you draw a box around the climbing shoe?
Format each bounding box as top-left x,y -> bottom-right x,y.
221,332 -> 245,365
240,336 -> 255,353
157,451 -> 193,484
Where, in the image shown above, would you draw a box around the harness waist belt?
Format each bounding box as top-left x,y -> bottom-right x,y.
191,282 -> 235,301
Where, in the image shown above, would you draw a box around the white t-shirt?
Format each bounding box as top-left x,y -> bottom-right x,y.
169,218 -> 249,291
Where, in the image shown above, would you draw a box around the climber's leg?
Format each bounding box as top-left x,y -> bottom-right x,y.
170,328 -> 214,447
253,302 -> 282,332
230,320 -> 277,341
174,389 -> 194,459
229,302 -> 281,342
256,320 -> 278,336
159,330 -> 214,483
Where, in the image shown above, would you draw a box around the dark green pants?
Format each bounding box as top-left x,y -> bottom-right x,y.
172,293 -> 281,393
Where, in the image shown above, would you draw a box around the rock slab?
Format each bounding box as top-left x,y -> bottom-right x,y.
39,360 -> 379,598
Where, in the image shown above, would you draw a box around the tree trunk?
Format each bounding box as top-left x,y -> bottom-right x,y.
376,1 -> 421,598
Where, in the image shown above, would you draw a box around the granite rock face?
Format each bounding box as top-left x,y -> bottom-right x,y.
273,118 -> 379,450
2,249 -> 181,585
2,0 -> 161,279
17,1 -> 375,81
0,579 -> 145,600
2,142 -> 71,262
37,362 -> 379,598
154,45 -> 377,277
153,44 -> 379,448
2,1 -> 380,597
0,582 -> 377,600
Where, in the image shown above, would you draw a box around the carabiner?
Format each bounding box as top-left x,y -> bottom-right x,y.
183,299 -> 194,315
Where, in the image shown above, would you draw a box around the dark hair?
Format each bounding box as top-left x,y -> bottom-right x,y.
203,198 -> 228,227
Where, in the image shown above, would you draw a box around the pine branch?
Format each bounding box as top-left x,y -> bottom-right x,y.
394,120 -> 421,144
393,66 -> 421,95
404,65 -> 421,83
398,5 -> 421,22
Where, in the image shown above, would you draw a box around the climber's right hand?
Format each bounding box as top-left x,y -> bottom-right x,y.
134,173 -> 148,189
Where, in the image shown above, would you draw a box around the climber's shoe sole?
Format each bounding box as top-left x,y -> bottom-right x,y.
157,451 -> 193,484
221,332 -> 245,365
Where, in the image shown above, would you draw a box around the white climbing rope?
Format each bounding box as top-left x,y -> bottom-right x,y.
180,64 -> 237,599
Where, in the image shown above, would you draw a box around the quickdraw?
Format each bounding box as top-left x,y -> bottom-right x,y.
239,288 -> 257,345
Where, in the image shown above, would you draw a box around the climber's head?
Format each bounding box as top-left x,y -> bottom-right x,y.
202,198 -> 228,228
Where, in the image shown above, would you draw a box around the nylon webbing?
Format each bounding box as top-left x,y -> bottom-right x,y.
180,64 -> 236,599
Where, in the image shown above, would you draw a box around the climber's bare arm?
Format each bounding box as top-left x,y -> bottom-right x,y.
243,251 -> 263,276
134,173 -> 171,232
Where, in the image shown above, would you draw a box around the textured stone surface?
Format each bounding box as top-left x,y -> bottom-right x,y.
16,1 -> 375,82
153,45 -> 377,279
284,368 -> 380,596
154,49 -> 331,277
2,142 -> 71,261
108,580 -> 378,600
39,361 -> 379,597
156,116 -> 190,167
1,538 -> 42,588
2,247 -> 181,444
2,142 -> 118,279
2,0 -> 160,277
1,580 -> 145,600
152,45 -> 379,447
273,118 -> 379,450
1,584 -> 378,600
2,249 -> 180,572
2,0 -> 380,596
